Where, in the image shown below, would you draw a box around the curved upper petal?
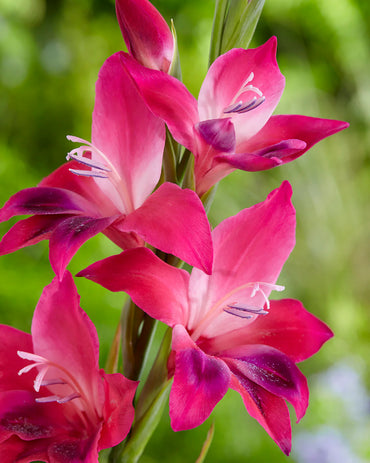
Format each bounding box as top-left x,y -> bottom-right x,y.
188,181 -> 295,338
198,37 -> 285,143
116,0 -> 173,72
119,52 -> 199,152
78,247 -> 190,326
31,272 -> 104,416
91,52 -> 165,212
119,182 -> 213,274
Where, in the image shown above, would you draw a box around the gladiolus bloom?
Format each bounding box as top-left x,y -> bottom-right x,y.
0,272 -> 137,462
116,0 -> 174,72
0,52 -> 213,279
120,37 -> 349,196
79,181 -> 333,454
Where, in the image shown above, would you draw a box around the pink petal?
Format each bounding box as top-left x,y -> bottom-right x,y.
0,215 -> 67,256
187,181 -> 295,337
0,326 -> 33,392
223,345 -> 308,421
0,187 -> 92,222
237,114 -> 349,162
116,0 -> 173,72
78,247 -> 190,326
47,435 -> 100,463
0,390 -> 62,441
31,272 -> 104,415
49,215 -> 117,280
215,139 -> 307,171
170,326 -> 230,431
120,52 -> 199,153
213,299 -> 333,362
195,118 -> 236,153
92,52 -> 165,212
40,162 -> 118,217
120,182 -> 213,274
0,435 -> 48,463
230,373 -> 291,455
99,372 -> 137,449
198,38 -> 285,142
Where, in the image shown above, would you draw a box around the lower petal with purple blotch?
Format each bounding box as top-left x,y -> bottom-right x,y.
169,325 -> 231,431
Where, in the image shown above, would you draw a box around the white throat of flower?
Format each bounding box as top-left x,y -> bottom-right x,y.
223,72 -> 265,115
66,135 -> 134,214
190,281 -> 284,342
17,350 -> 99,428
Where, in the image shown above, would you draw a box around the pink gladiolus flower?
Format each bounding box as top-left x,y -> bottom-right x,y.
116,0 -> 174,72
0,52 -> 213,279
120,37 -> 349,196
0,271 -> 137,463
79,181 -> 333,454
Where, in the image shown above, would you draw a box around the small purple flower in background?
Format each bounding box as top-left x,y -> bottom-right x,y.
120,37 -> 348,196
79,181 -> 333,455
0,272 -> 137,463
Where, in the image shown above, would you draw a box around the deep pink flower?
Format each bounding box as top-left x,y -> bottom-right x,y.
0,52 -> 213,279
120,37 -> 349,196
116,0 -> 174,72
0,271 -> 137,463
79,181 -> 333,454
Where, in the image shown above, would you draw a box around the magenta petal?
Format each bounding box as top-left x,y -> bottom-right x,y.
49,215 -> 117,279
116,0 -> 173,72
188,181 -> 295,338
238,114 -> 349,163
78,247 -> 190,326
0,187 -> 91,222
32,272 -> 103,410
223,345 -> 308,421
120,182 -> 213,274
238,299 -> 333,362
0,390 -> 61,441
196,118 -> 236,153
170,346 -> 230,431
0,215 -> 68,256
230,374 -> 291,455
120,53 -> 199,152
99,372 -> 137,449
215,139 -> 307,171
198,38 -> 285,142
92,53 -> 165,211
0,326 -> 33,392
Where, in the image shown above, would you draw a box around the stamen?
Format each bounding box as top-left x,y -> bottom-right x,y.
224,96 -> 265,114
66,151 -> 111,172
35,393 -> 80,404
68,168 -> 109,179
223,71 -> 265,116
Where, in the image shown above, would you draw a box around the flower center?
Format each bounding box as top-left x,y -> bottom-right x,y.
190,281 -> 284,342
17,351 -> 98,428
223,72 -> 265,115
66,135 -> 134,213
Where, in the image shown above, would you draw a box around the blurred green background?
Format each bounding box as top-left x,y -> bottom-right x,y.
0,0 -> 369,462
